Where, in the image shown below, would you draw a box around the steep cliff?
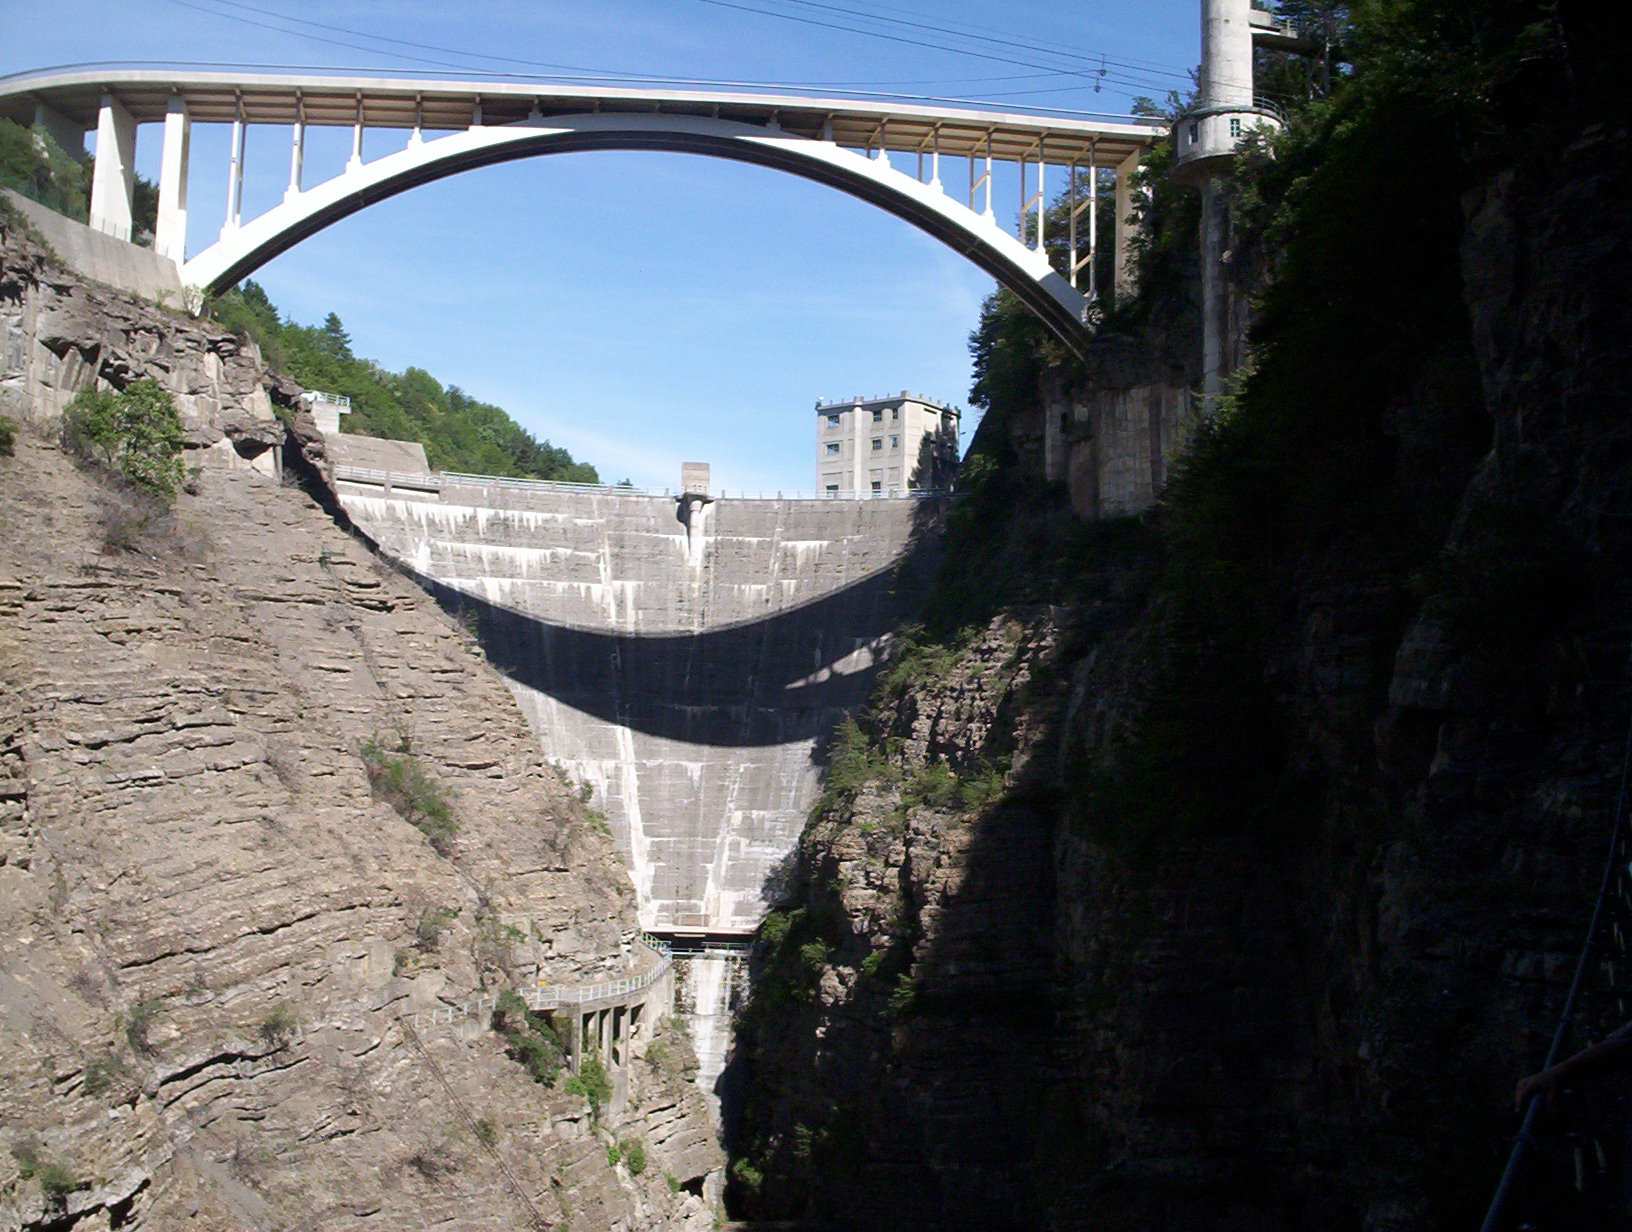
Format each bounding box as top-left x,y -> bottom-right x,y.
729,18 -> 1632,1232
0,207 -> 718,1231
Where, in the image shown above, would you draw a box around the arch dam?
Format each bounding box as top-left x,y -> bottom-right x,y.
325,456 -> 938,1095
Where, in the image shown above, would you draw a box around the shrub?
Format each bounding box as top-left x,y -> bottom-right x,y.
124,998 -> 163,1056
359,734 -> 459,855
7,1137 -> 78,1211
619,1138 -> 647,1175
61,379 -> 186,498
0,414 -> 14,457
37,1162 -> 78,1199
887,974 -> 920,1020
414,906 -> 458,952
491,990 -> 566,1087
565,1051 -> 613,1117
905,761 -> 959,810
259,1001 -> 297,1049
82,1052 -> 123,1096
473,1118 -> 497,1147
10,1135 -> 42,1178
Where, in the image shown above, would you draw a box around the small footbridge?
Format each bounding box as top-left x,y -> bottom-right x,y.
0,65 -> 1160,352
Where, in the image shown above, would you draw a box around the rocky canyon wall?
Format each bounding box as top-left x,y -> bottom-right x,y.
728,109 -> 1632,1232
0,206 -> 719,1231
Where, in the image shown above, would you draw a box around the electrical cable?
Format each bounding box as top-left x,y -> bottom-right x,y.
760,0 -> 1192,81
160,0 -> 1181,99
689,0 -> 1185,96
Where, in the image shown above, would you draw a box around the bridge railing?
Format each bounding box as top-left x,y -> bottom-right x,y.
408,935 -> 673,1032
334,464 -> 945,501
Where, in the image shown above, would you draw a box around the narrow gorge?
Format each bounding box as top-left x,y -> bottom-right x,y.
2,1 -> 1629,1228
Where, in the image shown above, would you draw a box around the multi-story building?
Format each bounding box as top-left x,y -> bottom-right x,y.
814,391 -> 961,495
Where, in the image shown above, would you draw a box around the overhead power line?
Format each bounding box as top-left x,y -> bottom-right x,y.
688,0 -> 1187,95
162,0 -> 1134,94
764,0 -> 1192,82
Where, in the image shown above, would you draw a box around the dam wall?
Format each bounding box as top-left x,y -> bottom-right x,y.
333,470 -> 936,935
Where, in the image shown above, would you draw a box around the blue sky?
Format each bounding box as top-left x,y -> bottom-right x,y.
1,2 -> 1198,490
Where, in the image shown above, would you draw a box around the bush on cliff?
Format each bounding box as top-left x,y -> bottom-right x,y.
359,733 -> 459,855
62,379 -> 186,499
492,989 -> 567,1087
0,414 -> 14,458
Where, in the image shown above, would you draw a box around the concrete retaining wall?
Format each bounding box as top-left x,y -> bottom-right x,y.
2,191 -> 183,303
338,475 -> 936,933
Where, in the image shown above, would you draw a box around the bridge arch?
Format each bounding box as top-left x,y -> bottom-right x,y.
181,111 -> 1094,350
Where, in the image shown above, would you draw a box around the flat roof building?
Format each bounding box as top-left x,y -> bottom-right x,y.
815,391 -> 960,495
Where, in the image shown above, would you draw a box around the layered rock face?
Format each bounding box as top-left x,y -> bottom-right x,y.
0,213 -> 718,1230
0,214 -> 284,474
729,127 -> 1632,1232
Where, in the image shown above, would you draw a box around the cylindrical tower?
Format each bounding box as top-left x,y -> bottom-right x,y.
1174,0 -> 1287,400
1173,0 -> 1282,183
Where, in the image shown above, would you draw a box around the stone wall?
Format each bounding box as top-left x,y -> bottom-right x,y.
1,190 -> 183,303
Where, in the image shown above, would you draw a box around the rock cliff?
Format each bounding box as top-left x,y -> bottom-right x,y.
727,98 -> 1632,1232
0,207 -> 719,1231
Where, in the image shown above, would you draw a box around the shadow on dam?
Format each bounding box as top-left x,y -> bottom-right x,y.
390,498 -> 947,752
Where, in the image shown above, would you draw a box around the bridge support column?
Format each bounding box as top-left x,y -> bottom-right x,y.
31,102 -> 82,159
287,96 -> 305,201
89,93 -> 136,241
155,95 -> 190,263
1113,147 -> 1143,305
222,101 -> 245,240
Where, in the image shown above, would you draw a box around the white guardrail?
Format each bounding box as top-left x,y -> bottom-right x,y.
408,936 -> 673,1031
333,465 -> 943,501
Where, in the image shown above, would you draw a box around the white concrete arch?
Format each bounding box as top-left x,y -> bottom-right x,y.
179,111 -> 1095,352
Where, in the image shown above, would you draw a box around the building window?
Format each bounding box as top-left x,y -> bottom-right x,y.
890,436 -> 899,448
1229,117 -> 1242,137
825,484 -> 839,494
871,410 -> 883,423
826,413 -> 840,428
871,438 -> 883,451
891,408 -> 899,421
871,481 -> 882,492
826,442 -> 841,455
1189,122 -> 1199,142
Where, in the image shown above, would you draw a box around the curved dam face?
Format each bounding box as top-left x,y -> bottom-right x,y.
333,469 -> 936,935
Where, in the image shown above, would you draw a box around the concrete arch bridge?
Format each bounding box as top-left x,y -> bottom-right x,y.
0,66 -> 1159,353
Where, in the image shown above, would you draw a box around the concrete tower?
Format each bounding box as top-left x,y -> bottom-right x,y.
1173,0 -> 1285,400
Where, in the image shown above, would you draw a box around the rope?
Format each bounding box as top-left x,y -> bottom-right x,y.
397,1017 -> 553,1230
1479,644 -> 1632,1231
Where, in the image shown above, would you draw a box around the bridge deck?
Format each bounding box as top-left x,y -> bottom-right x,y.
0,65 -> 1159,167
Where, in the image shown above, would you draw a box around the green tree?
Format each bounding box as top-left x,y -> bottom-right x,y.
0,118 -> 88,219
209,282 -> 599,482
61,379 -> 186,497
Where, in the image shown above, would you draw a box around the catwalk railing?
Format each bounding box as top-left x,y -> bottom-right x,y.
408,935 -> 672,1032
334,464 -> 944,501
